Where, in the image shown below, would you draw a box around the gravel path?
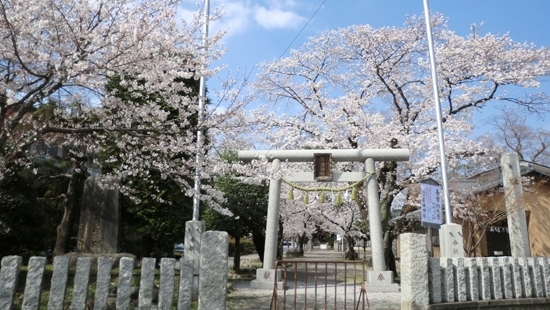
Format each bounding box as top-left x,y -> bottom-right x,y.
226,249 -> 401,310
226,279 -> 401,310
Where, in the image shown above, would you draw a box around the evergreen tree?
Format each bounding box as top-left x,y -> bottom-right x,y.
204,153 -> 269,270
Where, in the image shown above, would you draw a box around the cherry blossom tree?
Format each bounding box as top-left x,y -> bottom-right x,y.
277,177 -> 368,260
246,14 -> 550,272
0,0 -> 243,192
488,106 -> 550,166
7,0 -> 278,194
308,199 -> 365,260
278,196 -> 316,257
0,0 -> 256,254
450,176 -> 546,257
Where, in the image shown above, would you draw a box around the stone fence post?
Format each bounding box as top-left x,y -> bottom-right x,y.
198,231 -> 229,310
0,235 -> 229,310
401,233 -> 429,310
0,256 -> 22,309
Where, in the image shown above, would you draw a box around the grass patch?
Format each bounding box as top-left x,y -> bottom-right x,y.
228,258 -> 262,280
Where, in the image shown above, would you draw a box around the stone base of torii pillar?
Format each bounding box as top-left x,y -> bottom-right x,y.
250,268 -> 283,290
366,270 -> 400,292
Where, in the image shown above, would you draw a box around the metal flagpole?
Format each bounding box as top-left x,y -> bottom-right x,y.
192,0 -> 210,221
422,0 -> 453,224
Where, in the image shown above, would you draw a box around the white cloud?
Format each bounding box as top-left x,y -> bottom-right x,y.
178,1 -> 307,36
253,6 -> 306,29
263,0 -> 301,9
178,1 -> 254,38
213,1 -> 253,36
176,7 -> 196,25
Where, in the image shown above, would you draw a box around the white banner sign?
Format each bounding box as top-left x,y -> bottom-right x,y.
421,182 -> 442,228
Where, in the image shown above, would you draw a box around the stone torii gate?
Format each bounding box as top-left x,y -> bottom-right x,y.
238,149 -> 409,290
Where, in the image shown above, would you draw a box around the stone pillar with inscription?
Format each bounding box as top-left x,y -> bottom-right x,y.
439,223 -> 464,257
501,153 -> 531,257
77,177 -> 119,253
185,220 -> 204,297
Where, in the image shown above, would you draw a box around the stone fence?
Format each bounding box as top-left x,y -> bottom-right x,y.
0,231 -> 228,310
400,233 -> 550,310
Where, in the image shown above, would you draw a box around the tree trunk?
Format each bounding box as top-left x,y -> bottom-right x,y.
276,217 -> 284,260
356,156 -> 399,274
53,161 -> 83,256
384,231 -> 397,278
379,159 -> 398,278
465,222 -> 475,257
297,232 -> 306,257
141,234 -> 155,259
344,236 -> 357,260
233,236 -> 241,272
251,228 -> 265,263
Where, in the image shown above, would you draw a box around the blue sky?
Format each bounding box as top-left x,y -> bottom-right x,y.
180,0 -> 550,132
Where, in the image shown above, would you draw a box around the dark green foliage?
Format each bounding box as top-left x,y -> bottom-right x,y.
204,169 -> 269,270
117,170 -> 193,259
204,176 -> 268,239
34,158 -> 84,256
0,160 -> 70,260
0,170 -> 42,260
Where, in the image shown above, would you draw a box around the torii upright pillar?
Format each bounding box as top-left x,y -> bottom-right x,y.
238,149 -> 409,291
365,158 -> 398,291
260,158 -> 283,288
